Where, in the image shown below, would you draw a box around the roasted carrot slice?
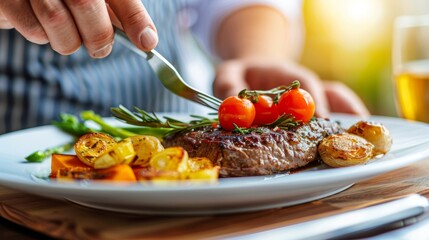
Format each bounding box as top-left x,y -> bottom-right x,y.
96,164 -> 136,182
51,154 -> 89,177
57,167 -> 96,180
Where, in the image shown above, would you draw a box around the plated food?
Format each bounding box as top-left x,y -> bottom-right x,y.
163,119 -> 342,177
52,134 -> 219,182
33,81 -> 392,182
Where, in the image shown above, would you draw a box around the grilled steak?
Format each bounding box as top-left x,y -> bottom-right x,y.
163,119 -> 343,177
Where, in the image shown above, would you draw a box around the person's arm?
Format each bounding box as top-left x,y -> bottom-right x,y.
213,5 -> 331,117
215,6 -> 289,60
212,5 -> 369,118
0,0 -> 158,58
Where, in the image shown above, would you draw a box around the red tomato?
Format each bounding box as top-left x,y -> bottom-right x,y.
218,96 -> 256,131
252,95 -> 279,125
277,88 -> 315,123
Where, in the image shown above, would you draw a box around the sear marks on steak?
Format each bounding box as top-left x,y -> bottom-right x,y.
163,119 -> 343,177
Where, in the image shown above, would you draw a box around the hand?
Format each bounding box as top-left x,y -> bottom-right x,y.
213,59 -> 370,118
0,0 -> 158,58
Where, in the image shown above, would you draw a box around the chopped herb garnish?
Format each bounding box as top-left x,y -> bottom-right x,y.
265,114 -> 301,129
238,80 -> 300,103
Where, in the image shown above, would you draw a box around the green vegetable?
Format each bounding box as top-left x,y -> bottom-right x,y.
53,114 -> 92,137
25,142 -> 74,162
25,108 -> 217,162
111,105 -> 218,136
80,110 -> 136,139
238,80 -> 300,103
120,126 -> 172,139
25,111 -> 137,163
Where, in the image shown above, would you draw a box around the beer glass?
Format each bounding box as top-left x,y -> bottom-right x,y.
393,15 -> 429,122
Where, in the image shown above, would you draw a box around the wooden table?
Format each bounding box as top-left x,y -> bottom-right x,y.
1,159 -> 429,239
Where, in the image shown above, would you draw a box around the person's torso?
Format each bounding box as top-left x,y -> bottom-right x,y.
0,0 -> 207,134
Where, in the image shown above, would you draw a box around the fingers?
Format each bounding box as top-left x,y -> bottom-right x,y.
107,0 -> 158,51
244,60 -> 331,118
214,60 -> 369,119
1,0 -> 114,57
0,9 -> 13,29
64,0 -> 114,58
213,60 -> 248,99
0,18 -> 12,29
281,64 -> 331,119
106,3 -> 122,30
30,0 -> 81,55
1,0 -> 157,57
0,0 -> 48,44
324,81 -> 370,117
214,59 -> 331,118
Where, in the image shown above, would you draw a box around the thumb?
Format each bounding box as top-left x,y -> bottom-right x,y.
213,61 -> 248,99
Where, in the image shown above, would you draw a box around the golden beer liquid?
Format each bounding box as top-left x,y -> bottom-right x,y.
395,60 -> 429,122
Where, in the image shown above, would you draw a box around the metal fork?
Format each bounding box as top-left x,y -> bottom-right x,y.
114,29 -> 222,111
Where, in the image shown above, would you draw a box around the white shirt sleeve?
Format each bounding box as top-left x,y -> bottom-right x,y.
189,0 -> 303,58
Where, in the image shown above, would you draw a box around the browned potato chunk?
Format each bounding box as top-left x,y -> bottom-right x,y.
318,133 -> 374,168
347,121 -> 392,155
74,133 -> 117,167
188,157 -> 219,181
129,135 -> 164,167
188,157 -> 214,172
150,147 -> 189,178
94,138 -> 135,169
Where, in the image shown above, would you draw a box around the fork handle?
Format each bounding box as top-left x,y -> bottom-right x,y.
114,27 -> 155,60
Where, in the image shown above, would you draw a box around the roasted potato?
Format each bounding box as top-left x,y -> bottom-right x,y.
188,157 -> 214,172
188,157 -> 219,181
347,121 -> 392,155
72,133 -> 221,182
150,147 -> 189,178
74,133 -> 117,167
318,133 -> 374,167
188,168 -> 220,181
75,133 -> 136,169
94,138 -> 136,169
129,135 -> 164,167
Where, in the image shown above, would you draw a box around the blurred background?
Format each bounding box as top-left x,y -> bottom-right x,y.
300,0 -> 429,116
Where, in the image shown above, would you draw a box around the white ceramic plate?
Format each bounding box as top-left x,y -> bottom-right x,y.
0,114 -> 429,215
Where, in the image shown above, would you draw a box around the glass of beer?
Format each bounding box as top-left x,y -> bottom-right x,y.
393,15 -> 429,122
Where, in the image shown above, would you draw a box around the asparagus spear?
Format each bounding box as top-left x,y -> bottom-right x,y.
80,110 -> 136,139
80,110 -> 171,139
25,142 -> 74,162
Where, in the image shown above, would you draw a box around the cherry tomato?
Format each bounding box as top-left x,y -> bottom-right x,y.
252,95 -> 279,125
277,88 -> 315,123
218,96 -> 255,131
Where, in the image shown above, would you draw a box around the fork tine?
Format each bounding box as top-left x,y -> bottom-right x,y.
196,93 -> 217,103
196,93 -> 222,110
198,92 -> 222,103
194,97 -> 219,111
196,92 -> 222,105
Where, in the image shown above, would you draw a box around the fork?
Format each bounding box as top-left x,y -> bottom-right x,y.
114,29 -> 222,111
